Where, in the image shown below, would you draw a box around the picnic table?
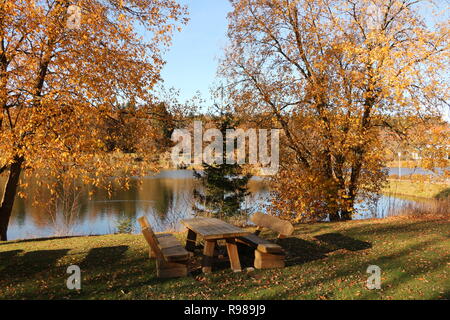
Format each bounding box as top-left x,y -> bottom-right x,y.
180,217 -> 250,273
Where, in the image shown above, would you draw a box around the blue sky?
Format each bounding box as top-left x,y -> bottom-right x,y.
158,0 -> 448,120
159,0 -> 232,107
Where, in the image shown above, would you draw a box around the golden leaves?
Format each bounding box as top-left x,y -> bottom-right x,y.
0,0 -> 187,202
220,0 -> 449,220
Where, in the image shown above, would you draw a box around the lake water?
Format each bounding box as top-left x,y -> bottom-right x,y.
5,169 -> 429,241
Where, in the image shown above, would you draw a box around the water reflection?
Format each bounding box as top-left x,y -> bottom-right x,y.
2,170 -> 428,240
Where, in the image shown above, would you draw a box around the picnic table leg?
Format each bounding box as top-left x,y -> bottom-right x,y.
185,229 -> 197,252
202,240 -> 215,274
225,238 -> 242,272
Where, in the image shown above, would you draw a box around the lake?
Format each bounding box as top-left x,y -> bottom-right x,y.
4,169 -> 431,241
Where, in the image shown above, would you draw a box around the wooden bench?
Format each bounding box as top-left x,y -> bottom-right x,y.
237,212 -> 294,269
138,216 -> 189,278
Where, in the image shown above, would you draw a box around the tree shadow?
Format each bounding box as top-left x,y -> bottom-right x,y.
314,233 -> 372,251
277,238 -> 329,266
80,245 -> 129,268
1,249 -> 70,279
0,249 -> 24,274
0,249 -> 23,261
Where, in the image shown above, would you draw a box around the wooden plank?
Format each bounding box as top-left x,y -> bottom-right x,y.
255,250 -> 285,259
257,243 -> 284,254
251,212 -> 294,237
157,234 -> 190,262
156,260 -> 188,278
141,227 -> 165,261
254,258 -> 285,269
181,217 -> 250,240
157,267 -> 188,278
254,250 -> 285,269
138,216 -> 151,229
138,216 -> 160,258
237,234 -> 284,254
202,240 -> 216,273
157,259 -> 188,269
238,234 -> 271,245
225,238 -> 242,272
182,218 -> 238,235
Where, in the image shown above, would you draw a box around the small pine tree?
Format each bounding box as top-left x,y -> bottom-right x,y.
193,114 -> 252,219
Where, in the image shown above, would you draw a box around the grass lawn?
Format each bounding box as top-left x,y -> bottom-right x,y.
0,217 -> 449,300
384,179 -> 449,199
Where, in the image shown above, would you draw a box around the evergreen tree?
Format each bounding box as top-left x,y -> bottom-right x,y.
193,114 -> 252,219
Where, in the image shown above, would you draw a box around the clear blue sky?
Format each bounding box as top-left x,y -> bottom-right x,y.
159,0 -> 232,107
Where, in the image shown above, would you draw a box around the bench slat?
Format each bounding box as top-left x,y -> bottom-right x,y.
156,233 -> 190,262
237,234 -> 284,254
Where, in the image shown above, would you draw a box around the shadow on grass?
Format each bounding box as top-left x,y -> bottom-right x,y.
0,249 -> 23,261
278,238 -> 329,266
315,233 -> 372,251
275,233 -> 371,267
1,246 -> 130,298
1,249 -> 70,279
80,245 -> 129,268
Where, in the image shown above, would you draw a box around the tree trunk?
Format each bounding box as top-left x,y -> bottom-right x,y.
341,195 -> 355,221
0,156 -> 24,241
340,209 -> 352,221
329,211 -> 341,221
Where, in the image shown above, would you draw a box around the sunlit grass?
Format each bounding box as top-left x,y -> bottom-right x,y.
384,179 -> 449,199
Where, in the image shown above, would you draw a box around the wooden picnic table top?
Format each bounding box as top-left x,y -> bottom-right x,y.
180,217 -> 250,240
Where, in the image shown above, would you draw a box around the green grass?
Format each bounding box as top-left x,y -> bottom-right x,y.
384,179 -> 449,199
1,217 -> 449,300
